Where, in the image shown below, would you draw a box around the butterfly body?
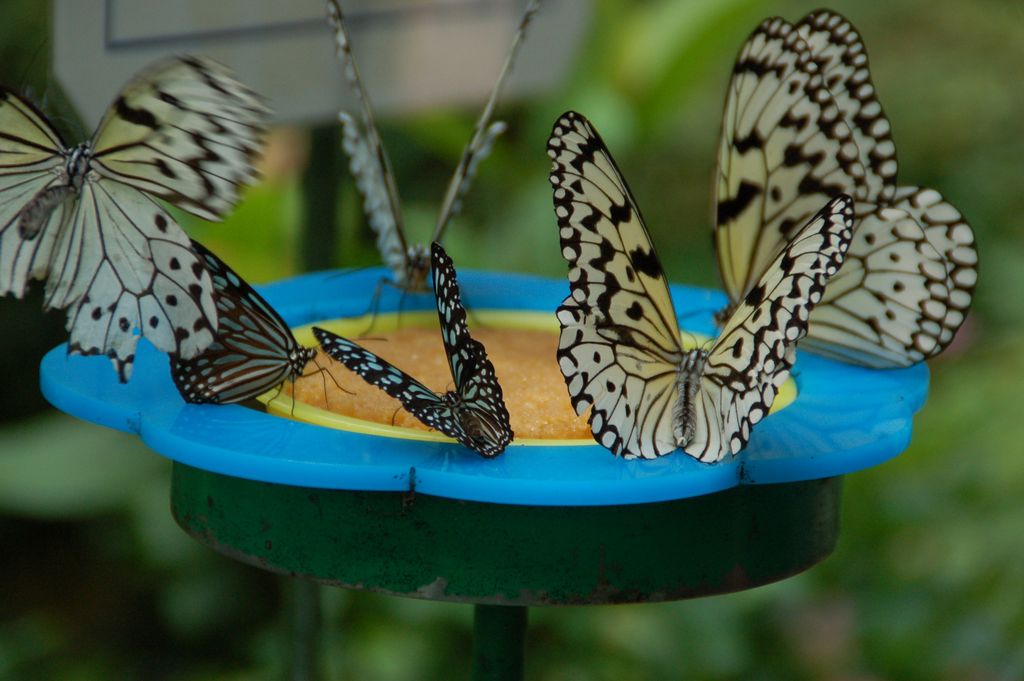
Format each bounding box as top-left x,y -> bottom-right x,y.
400,244 -> 431,293
20,141 -> 109,240
434,388 -> 508,455
314,242 -> 513,458
671,349 -> 708,449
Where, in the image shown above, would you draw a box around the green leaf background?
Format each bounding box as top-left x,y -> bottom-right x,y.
0,0 -> 1021,679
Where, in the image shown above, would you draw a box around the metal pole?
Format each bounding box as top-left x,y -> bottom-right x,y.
472,604 -> 528,681
290,122 -> 340,681
288,579 -> 323,681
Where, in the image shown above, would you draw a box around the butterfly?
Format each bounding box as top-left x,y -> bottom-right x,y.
326,0 -> 542,291
715,12 -> 977,368
313,242 -> 513,458
170,240 -> 319,405
0,56 -> 268,381
549,111 -> 853,461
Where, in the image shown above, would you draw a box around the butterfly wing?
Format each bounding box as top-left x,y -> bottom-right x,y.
549,111 -> 684,458
0,87 -> 218,381
717,14 -> 972,368
0,58 -> 266,381
431,0 -> 542,242
46,180 -> 217,381
0,89 -> 67,298
689,196 -> 854,461
794,11 -> 975,363
429,242 -> 512,456
326,1 -> 411,286
800,206 -> 950,367
715,17 -> 865,302
0,87 -> 66,158
313,326 -> 470,435
171,241 -> 313,404
892,186 -> 977,349
336,111 -> 411,285
796,10 -> 897,203
89,56 -> 267,222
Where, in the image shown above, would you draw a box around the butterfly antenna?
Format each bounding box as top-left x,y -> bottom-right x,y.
305,355 -> 353,409
431,0 -> 543,243
676,304 -> 721,322
15,38 -> 73,137
326,1 -> 410,257
322,263 -> 381,283
17,38 -> 48,92
19,71 -> 85,143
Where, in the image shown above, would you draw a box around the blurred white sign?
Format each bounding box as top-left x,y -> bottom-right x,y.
53,0 -> 591,126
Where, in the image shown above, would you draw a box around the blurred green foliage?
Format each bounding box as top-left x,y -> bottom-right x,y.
1,0 -> 1022,679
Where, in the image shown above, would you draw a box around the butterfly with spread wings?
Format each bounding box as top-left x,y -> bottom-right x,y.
325,0 -> 542,291
0,56 -> 268,381
170,241 -> 319,405
313,242 -> 513,458
715,12 -> 977,368
550,112 -> 852,461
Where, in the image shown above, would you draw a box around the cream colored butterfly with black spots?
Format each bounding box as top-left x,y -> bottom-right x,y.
715,12 -> 976,368
326,0 -> 542,292
0,56 -> 268,381
549,111 -> 853,461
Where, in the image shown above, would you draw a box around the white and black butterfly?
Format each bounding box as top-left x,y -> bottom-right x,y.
170,241 -> 319,405
326,0 -> 541,291
0,56 -> 268,380
715,12 -> 976,368
313,242 -> 513,458
550,111 -> 852,461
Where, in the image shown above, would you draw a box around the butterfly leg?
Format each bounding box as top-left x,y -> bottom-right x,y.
353,275 -> 407,336
389,403 -> 404,427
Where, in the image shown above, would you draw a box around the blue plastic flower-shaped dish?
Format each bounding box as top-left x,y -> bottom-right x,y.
40,267 -> 927,605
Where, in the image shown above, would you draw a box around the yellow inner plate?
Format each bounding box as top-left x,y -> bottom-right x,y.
261,310 -> 797,447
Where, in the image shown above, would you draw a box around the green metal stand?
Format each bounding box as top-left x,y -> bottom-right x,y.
288,579 -> 323,681
293,122 -> 341,679
171,463 -> 842,675
472,605 -> 527,681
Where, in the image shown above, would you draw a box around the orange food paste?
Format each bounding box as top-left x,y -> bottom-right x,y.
289,326 -> 592,440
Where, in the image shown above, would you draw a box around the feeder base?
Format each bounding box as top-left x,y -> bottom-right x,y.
170,463 -> 841,606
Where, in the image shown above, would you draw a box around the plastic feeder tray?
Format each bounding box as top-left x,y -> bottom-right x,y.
40,267 -> 928,680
